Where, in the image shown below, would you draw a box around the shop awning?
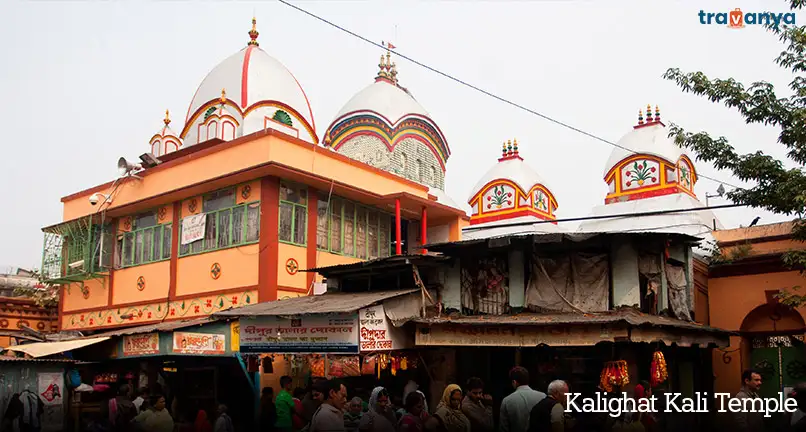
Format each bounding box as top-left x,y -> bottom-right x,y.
213,289 -> 418,317
4,337 -> 110,358
414,309 -> 734,348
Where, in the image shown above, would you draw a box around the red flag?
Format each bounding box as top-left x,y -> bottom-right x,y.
387,41 -> 396,49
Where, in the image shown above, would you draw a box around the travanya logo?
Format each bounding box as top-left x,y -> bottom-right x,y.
699,8 -> 796,28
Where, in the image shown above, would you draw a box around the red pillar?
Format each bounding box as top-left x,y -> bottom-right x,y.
395,199 -> 402,255
421,206 -> 427,254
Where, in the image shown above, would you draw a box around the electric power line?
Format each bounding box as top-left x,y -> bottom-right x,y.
277,0 -> 744,192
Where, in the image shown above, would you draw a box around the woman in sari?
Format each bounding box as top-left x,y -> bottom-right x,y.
399,391 -> 430,432
433,385 -> 470,432
194,410 -> 212,432
359,387 -> 397,432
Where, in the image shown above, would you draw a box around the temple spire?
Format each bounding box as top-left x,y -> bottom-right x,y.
164,109 -> 171,126
248,17 -> 259,46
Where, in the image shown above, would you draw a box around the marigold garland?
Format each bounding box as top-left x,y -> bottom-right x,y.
599,360 -> 629,392
650,351 -> 668,387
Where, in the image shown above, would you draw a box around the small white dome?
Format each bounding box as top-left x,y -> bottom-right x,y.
469,157 -> 552,204
334,80 -> 429,124
603,122 -> 683,177
181,20 -> 317,144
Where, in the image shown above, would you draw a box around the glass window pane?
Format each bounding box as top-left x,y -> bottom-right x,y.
134,212 -> 157,229
317,198 -> 329,250
379,214 -> 390,257
203,189 -> 235,212
330,199 -> 342,253
124,233 -> 134,266
218,208 -> 231,249
367,212 -> 378,259
246,203 -> 260,242
162,224 -> 172,260
294,205 -> 307,245
115,236 -> 124,268
143,227 -> 153,262
343,202 -> 355,256
204,212 -> 217,250
279,202 -> 293,242
280,183 -> 306,205
134,231 -> 144,265
232,207 -> 244,244
356,207 -> 367,259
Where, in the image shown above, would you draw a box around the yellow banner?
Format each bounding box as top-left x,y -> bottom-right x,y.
231,321 -> 240,352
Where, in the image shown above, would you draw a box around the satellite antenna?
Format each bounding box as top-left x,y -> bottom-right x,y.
117,157 -> 143,178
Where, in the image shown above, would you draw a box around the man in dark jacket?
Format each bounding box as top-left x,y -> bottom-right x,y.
528,380 -> 569,432
733,369 -> 764,432
462,377 -> 493,432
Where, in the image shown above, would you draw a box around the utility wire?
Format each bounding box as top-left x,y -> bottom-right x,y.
461,202 -> 745,232
277,0 -> 744,192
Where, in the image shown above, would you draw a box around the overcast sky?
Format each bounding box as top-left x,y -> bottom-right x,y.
0,0 -> 800,270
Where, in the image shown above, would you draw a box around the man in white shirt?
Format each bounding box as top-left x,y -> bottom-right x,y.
499,367 -> 546,432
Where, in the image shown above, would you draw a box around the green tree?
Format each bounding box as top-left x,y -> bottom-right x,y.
663,2 -> 806,304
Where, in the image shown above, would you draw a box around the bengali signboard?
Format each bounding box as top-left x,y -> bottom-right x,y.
172,331 -> 226,355
181,214 -> 206,245
122,333 -> 160,356
239,314 -> 359,353
415,324 -> 628,347
358,305 -> 408,351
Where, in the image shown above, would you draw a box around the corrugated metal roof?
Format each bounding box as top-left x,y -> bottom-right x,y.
424,231 -> 700,250
214,289 -> 418,317
414,309 -> 733,334
302,254 -> 447,274
4,337 -> 110,358
88,317 -> 219,338
0,355 -> 76,363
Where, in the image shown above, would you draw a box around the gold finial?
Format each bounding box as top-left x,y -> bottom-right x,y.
646,104 -> 653,121
655,105 -> 661,122
248,17 -> 260,46
502,141 -> 508,157
220,88 -> 227,104
506,139 -> 513,156
164,109 -> 171,126
513,138 -> 519,155
638,109 -> 644,125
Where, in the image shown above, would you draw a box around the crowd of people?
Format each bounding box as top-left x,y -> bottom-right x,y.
93,367 -> 806,431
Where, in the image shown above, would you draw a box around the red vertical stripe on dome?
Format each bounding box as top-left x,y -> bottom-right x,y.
241,45 -> 255,109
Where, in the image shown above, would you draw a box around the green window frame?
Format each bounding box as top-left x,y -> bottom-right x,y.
316,194 -> 392,259
179,201 -> 261,257
279,181 -> 307,246
119,223 -> 173,268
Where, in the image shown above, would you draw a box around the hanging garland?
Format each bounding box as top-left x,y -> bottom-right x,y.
650,351 -> 668,387
599,360 -> 629,392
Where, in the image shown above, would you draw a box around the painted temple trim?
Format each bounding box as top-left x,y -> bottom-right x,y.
62,285 -> 258,315
326,109 -> 450,156
61,128 -> 428,204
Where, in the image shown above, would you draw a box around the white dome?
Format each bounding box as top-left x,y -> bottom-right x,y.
182,37 -> 316,144
468,157 -> 552,203
334,80 -> 429,124
603,122 -> 684,177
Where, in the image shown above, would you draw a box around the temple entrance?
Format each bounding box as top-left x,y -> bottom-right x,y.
742,301 -> 806,398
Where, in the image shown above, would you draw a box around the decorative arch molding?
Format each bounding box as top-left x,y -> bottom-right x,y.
741,303 -> 806,334
325,110 -> 450,170
181,98 -> 317,143
603,153 -> 697,204
468,178 -> 558,225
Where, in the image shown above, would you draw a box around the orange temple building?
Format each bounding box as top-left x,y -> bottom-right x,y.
41,19 -> 468,334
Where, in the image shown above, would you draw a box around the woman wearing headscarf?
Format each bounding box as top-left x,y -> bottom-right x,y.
433,385 -> 470,432
359,387 -> 397,432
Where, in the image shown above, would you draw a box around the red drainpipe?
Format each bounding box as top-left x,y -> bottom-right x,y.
395,199 -> 402,255
421,206 -> 427,254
